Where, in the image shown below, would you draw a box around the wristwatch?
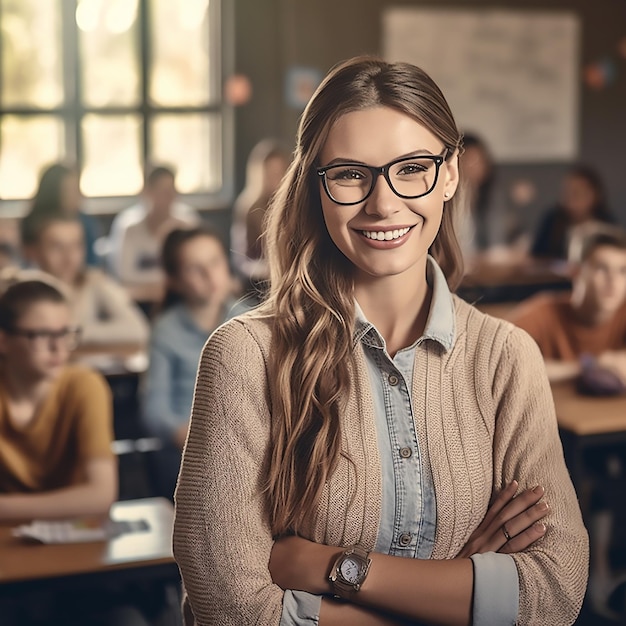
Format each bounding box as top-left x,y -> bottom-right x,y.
328,544 -> 372,598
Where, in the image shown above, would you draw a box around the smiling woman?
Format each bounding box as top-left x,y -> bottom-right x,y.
173,56 -> 588,626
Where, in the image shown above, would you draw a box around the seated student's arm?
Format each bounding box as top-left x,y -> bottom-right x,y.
0,458 -> 117,521
543,359 -> 582,382
0,369 -> 117,521
80,273 -> 149,345
544,349 -> 626,384
142,332 -> 188,449
598,349 -> 626,384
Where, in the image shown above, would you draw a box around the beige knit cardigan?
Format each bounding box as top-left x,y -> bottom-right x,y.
173,296 -> 589,625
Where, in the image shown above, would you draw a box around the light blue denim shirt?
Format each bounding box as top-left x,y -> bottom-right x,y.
281,257 -> 519,626
142,299 -> 249,441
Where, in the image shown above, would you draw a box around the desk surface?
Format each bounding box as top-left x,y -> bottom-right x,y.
463,258 -> 572,289
72,344 -> 148,377
0,498 -> 174,584
552,382 -> 626,436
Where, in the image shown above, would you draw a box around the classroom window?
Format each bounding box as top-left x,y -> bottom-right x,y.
0,0 -> 228,203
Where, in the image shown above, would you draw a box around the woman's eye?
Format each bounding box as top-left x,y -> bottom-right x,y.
329,168 -> 366,181
397,162 -> 428,176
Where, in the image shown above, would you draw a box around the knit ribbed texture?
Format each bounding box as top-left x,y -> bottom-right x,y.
174,298 -> 588,625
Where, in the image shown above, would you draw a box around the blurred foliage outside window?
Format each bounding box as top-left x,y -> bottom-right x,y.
0,0 -> 223,201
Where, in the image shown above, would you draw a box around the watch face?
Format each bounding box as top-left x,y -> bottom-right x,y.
339,557 -> 360,584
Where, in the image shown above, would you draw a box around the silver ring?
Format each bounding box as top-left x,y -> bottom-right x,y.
502,525 -> 512,542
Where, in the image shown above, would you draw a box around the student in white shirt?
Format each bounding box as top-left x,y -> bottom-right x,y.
108,166 -> 199,286
23,215 -> 149,346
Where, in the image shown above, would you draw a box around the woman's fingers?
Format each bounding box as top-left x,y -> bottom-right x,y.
494,500 -> 550,553
503,499 -> 550,538
500,522 -> 547,554
458,483 -> 549,558
491,485 -> 545,534
477,480 -> 519,530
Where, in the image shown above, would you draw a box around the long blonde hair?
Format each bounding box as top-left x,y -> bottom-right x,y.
261,56 -> 464,536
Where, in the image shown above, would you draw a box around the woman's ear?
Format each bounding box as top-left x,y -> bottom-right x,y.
443,149 -> 460,200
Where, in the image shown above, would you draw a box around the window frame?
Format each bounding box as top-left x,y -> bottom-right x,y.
0,0 -> 233,217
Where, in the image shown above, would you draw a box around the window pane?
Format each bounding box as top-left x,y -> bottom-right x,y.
1,0 -> 63,107
150,114 -> 221,193
81,115 -> 143,197
0,116 -> 65,199
149,0 -> 214,106
76,0 -> 141,106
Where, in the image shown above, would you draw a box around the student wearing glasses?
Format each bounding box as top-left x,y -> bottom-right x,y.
174,56 -> 588,625
0,279 -> 116,521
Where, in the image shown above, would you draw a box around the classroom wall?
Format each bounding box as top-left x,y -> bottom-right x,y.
233,0 -> 626,230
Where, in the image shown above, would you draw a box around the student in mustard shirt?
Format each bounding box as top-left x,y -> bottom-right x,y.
0,278 -> 157,626
0,278 -> 117,520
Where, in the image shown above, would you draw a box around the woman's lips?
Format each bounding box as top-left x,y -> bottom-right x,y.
355,224 -> 417,248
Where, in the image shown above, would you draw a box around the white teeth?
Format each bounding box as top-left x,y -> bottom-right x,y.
362,227 -> 410,241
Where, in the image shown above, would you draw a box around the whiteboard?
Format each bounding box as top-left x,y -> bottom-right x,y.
383,8 -> 580,163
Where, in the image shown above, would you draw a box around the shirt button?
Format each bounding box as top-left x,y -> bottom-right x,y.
399,447 -> 412,459
388,373 -> 399,386
399,533 -> 412,546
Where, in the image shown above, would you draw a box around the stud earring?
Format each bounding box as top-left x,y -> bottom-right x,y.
444,192 -> 450,198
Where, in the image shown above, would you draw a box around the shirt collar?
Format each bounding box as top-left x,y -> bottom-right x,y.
353,255 -> 456,352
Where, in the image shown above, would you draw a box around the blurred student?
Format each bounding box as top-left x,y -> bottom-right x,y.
21,163 -> 100,266
512,224 -> 626,617
511,225 -> 626,383
0,218 -> 21,270
141,227 -> 246,498
108,166 -> 199,286
24,215 -> 149,346
456,133 -> 525,265
531,165 -> 615,261
0,279 -> 116,520
230,139 -> 290,296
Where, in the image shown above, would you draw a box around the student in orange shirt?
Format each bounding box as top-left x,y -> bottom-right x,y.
0,278 -> 117,520
511,225 -> 626,384
511,224 -> 626,617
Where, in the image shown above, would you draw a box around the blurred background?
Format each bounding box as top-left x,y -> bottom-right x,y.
1,2 -> 626,625
0,0 -> 624,237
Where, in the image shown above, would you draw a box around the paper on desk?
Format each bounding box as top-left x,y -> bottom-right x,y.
12,518 -> 150,544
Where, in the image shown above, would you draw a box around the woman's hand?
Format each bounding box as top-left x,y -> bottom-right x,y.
457,480 -> 549,558
269,535 -> 339,595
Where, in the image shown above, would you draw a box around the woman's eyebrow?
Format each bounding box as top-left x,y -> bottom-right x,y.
322,148 -> 441,166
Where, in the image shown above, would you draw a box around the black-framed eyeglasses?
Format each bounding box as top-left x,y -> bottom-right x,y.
6,326 -> 82,352
316,150 -> 449,206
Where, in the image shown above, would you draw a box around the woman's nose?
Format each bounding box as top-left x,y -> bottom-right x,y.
364,175 -> 402,217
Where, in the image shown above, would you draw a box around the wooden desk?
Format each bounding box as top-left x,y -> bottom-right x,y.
0,498 -> 175,587
553,383 -> 626,436
460,258 -> 571,303
552,382 -> 626,518
72,344 -> 148,378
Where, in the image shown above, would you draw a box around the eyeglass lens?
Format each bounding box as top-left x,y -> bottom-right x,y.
323,156 -> 441,204
11,328 -> 80,351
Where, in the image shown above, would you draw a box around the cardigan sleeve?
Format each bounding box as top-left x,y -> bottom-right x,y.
173,319 -> 284,626
491,326 -> 589,626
